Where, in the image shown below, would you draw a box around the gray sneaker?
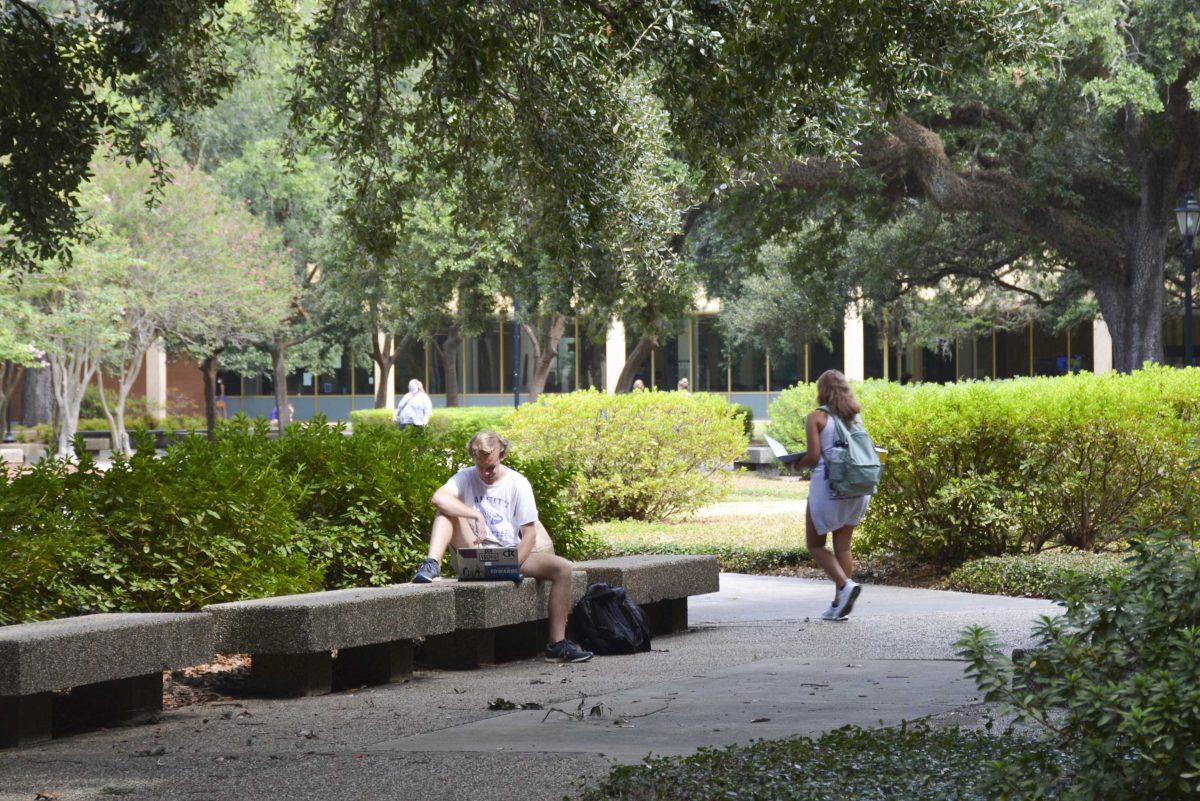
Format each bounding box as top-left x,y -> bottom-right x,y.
544,639 -> 594,663
411,558 -> 441,583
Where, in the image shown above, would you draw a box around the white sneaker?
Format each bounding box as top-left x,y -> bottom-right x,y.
832,581 -> 861,618
819,603 -> 843,621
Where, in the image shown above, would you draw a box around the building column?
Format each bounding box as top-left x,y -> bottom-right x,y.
375,333 -> 396,409
1093,317 -> 1113,375
145,339 -> 167,421
843,302 -> 865,382
605,319 -> 626,394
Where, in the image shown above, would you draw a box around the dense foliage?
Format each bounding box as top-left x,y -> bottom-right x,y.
770,369 -> 1200,566
947,550 -> 1128,598
508,390 -> 745,521
577,723 -> 1062,801
958,531 -> 1200,800
0,418 -> 584,624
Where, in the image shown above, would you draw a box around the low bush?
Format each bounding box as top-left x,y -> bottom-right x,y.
350,406 -> 515,443
585,515 -> 808,572
770,368 -> 1200,567
947,550 -> 1128,598
0,417 -> 585,623
577,723 -> 1062,801
730,403 -> 754,440
508,390 -> 746,521
958,531 -> 1200,800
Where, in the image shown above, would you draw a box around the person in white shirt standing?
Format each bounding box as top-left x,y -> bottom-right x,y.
393,378 -> 433,430
411,431 -> 593,663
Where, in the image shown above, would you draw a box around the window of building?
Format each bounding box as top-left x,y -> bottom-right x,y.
864,320 -> 886,380
317,348 -> 353,395
623,328 -> 653,389
466,320 -> 503,394
578,323 -> 606,391
216,371 -> 242,396
652,324 -> 692,390
288,369 -> 315,397
769,347 -> 804,391
808,332 -> 843,383
730,344 -> 766,391
1032,323 -> 1069,377
996,325 -> 1031,378
1070,321 -> 1094,372
392,337 -> 429,393
920,345 -> 955,384
427,335 -> 465,395
693,315 -> 726,392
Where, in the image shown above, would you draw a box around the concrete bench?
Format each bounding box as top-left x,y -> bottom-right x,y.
204,584 -> 455,697
419,573 -> 588,670
0,613 -> 213,748
576,555 -> 720,634
0,447 -> 23,465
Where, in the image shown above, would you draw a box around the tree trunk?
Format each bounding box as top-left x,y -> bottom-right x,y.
20,366 -> 52,426
1090,214 -> 1168,373
372,333 -> 395,409
201,355 -> 219,439
271,340 -> 291,427
615,333 -> 657,393
439,328 -> 462,407
525,315 -> 568,402
0,362 -> 24,438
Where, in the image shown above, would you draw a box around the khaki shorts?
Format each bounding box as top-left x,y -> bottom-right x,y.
450,517 -> 555,555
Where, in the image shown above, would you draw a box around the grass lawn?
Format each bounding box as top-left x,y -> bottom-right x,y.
583,470 -> 812,572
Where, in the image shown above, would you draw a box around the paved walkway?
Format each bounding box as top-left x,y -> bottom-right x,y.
0,575 -> 1056,801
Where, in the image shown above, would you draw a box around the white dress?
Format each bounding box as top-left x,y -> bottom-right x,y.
807,411 -> 871,535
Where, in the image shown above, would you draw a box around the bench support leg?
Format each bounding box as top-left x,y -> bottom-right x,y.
334,640 -> 413,690
66,673 -> 163,727
251,652 -> 332,697
494,620 -> 548,662
0,693 -> 52,748
419,629 -> 495,670
643,598 -> 688,635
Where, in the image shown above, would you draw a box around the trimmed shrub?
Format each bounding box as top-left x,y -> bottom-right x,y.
0,416 -> 585,623
350,405 -> 515,443
730,403 -> 754,440
947,550 -> 1128,598
958,531 -> 1200,800
507,389 -> 746,521
770,369 -> 1200,567
578,723 -> 1061,801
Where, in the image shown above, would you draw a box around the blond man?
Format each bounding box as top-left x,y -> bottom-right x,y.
411,431 -> 593,663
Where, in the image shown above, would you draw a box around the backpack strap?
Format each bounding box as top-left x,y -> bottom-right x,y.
817,405 -> 851,447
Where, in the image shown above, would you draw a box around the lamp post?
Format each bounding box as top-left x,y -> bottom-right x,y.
1174,193 -> 1200,367
511,296 -> 521,408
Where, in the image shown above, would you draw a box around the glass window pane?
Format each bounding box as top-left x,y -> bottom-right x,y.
653,323 -> 691,390
623,328 -> 653,388
997,326 -> 1031,378
1070,321 -> 1093,372
393,338 -> 428,393
1032,323 -> 1069,377
730,344 -> 766,391
466,320 -> 502,394
428,335 -> 464,395
318,347 -> 352,395
864,320 -> 886,380
693,315 -> 725,392
578,322 -> 607,390
769,347 -> 803,391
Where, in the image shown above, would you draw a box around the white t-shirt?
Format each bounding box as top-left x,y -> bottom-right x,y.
440,466 -> 538,548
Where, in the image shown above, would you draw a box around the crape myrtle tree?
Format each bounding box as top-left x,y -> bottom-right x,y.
23,235 -> 127,457
751,0 -> 1200,371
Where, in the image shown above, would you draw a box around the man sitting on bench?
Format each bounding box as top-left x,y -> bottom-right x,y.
411,431 -> 594,663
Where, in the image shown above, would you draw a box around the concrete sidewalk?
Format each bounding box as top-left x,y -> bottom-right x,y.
0,575 -> 1056,801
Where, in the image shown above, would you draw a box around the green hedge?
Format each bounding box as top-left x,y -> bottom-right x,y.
508,390 -> 746,521
947,550 -> 1128,598
579,723 -> 1061,801
770,368 -> 1200,567
0,418 -> 584,624
350,406 -> 515,441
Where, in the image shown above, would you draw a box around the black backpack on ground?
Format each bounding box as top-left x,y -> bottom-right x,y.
571,583 -> 653,655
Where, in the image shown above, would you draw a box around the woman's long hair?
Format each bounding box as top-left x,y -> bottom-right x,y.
816,370 -> 860,423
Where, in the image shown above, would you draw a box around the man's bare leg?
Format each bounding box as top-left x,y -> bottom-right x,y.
517,552 -> 573,643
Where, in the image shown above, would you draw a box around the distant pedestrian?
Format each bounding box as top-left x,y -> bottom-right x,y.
792,370 -> 871,621
676,377 -> 690,392
215,377 -> 228,420
632,379 -> 646,391
394,378 -> 433,430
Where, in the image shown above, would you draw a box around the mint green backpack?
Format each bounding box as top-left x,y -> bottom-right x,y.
819,405 -> 883,497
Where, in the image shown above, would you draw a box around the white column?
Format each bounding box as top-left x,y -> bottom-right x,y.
145,339 -> 167,421
375,333 -> 396,409
1093,316 -> 1113,375
605,318 -> 626,394
842,302 -> 865,382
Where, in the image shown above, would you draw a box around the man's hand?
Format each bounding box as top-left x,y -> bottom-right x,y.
467,513 -> 488,545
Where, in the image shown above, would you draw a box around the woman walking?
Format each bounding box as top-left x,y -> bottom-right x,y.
794,370 -> 871,620
393,378 -> 433,430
